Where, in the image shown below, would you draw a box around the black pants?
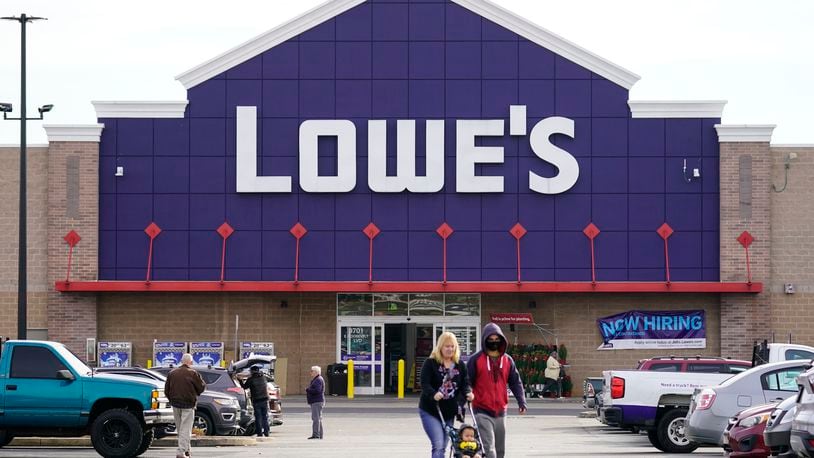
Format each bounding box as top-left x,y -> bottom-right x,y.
542,377 -> 560,397
253,400 -> 270,436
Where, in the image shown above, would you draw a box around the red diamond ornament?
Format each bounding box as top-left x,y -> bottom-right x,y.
290,222 -> 308,240
436,222 -> 454,240
363,222 -> 381,240
144,222 -> 162,239
217,222 -> 235,239
63,230 -> 81,247
657,223 -> 674,240
737,231 -> 754,248
583,223 -> 600,240
509,223 -> 527,240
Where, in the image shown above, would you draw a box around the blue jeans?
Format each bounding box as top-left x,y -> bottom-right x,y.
253,400 -> 269,436
419,408 -> 452,458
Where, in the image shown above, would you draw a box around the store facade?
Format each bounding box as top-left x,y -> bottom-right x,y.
3,0 -> 811,395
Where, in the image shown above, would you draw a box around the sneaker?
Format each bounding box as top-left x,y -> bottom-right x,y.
307,436 -> 318,439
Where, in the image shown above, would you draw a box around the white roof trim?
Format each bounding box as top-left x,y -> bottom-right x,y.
772,144 -> 814,148
629,100 -> 727,119
177,0 -> 366,89
176,0 -> 640,90
93,101 -> 188,119
452,0 -> 639,89
0,144 -> 49,148
715,125 -> 776,143
43,124 -> 105,143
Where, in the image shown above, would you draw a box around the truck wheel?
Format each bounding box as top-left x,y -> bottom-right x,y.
134,429 -> 154,456
655,409 -> 699,454
90,408 -> 144,458
0,430 -> 13,447
647,429 -> 666,452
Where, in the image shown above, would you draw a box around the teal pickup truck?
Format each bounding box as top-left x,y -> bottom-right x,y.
0,340 -> 173,457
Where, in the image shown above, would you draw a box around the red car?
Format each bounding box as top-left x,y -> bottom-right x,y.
637,356 -> 753,373
722,402 -> 779,458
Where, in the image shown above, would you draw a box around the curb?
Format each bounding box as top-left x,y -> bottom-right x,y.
578,411 -> 597,418
11,436 -> 259,447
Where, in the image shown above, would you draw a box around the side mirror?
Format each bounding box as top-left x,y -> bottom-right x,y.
56,369 -> 75,381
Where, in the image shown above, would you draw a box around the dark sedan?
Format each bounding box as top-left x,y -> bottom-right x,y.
94,366 -> 241,436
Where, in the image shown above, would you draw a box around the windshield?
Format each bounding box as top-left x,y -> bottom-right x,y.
54,343 -> 93,376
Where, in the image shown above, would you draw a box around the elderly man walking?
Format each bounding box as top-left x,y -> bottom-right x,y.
165,353 -> 205,458
305,365 -> 325,439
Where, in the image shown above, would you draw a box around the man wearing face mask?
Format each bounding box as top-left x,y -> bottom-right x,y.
466,323 -> 527,458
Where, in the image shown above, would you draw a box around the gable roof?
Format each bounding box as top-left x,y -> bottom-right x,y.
176,0 -> 640,90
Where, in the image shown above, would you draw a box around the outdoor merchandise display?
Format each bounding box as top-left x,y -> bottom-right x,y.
508,344 -> 572,397
152,341 -> 187,367
190,341 -> 225,367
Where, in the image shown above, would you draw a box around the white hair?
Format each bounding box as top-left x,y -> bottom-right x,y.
180,353 -> 194,365
311,365 -> 321,375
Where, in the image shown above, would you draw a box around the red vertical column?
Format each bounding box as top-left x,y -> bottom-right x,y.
217,222 -> 235,283
363,223 -> 381,284
63,230 -> 81,283
510,223 -> 527,284
144,223 -> 162,283
436,223 -> 454,284
290,223 -> 308,284
657,223 -> 674,284
737,231 -> 755,284
583,223 -> 600,284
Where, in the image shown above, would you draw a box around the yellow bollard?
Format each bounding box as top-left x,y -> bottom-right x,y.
347,360 -> 354,399
398,359 -> 405,399
147,359 -> 152,369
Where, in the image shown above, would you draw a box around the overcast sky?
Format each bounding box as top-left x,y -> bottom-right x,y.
0,0 -> 811,145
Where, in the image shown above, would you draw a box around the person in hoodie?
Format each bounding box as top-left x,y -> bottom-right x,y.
466,323 -> 527,458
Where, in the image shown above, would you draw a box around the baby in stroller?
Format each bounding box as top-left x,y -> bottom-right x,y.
453,424 -> 483,458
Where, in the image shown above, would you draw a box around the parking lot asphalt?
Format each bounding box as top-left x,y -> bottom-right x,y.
0,397 -> 724,457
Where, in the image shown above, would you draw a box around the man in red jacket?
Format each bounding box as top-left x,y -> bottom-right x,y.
466,323 -> 527,458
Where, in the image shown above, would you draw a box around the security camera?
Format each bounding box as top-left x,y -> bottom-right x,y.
0,102 -> 12,113
38,104 -> 53,114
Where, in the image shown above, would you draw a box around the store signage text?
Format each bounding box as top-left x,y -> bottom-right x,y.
236,105 -> 579,194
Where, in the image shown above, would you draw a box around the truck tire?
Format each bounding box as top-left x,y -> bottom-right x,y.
0,430 -> 13,447
90,408 -> 145,458
134,429 -> 154,456
655,409 -> 699,454
647,429 -> 666,452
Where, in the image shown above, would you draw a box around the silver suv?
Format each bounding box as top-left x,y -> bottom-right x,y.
791,366 -> 814,457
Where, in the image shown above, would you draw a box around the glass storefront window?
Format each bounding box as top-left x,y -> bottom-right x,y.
408,293 -> 444,316
338,294 -> 372,316
373,294 -> 408,316
444,294 -> 480,316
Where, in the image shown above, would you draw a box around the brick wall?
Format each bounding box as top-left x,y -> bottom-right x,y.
0,146 -> 50,338
769,146 -> 814,346
46,141 -> 99,356
719,141 -> 773,359
97,292 -> 336,395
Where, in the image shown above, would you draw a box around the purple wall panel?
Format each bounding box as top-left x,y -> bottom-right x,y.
154,195 -> 189,230
98,0 -> 720,282
154,119 -> 189,156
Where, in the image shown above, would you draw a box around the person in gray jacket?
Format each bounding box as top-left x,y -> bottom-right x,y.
305,365 -> 325,439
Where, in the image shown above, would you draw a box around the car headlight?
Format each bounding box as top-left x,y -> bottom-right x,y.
739,413 -> 770,428
214,398 -> 239,407
780,406 -> 797,425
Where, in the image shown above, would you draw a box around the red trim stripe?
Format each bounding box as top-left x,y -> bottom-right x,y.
54,281 -> 762,293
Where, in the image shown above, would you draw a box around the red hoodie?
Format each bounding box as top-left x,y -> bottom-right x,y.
466,323 -> 527,417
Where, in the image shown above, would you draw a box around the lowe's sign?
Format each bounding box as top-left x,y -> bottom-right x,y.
597,310 -> 706,350
236,105 -> 578,194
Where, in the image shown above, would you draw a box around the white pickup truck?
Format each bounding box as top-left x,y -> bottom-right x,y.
599,342 -> 814,453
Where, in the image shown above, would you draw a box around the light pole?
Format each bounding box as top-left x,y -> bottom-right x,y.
1,13 -> 51,340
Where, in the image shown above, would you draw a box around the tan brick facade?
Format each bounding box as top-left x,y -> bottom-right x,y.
719,141 -> 773,359
769,146 -> 814,346
46,140 -> 100,356
0,146 -> 50,339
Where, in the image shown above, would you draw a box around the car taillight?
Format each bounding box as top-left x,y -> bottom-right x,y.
610,377 -> 625,399
226,387 -> 244,394
696,389 -> 716,410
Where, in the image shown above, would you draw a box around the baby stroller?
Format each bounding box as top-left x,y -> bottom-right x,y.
436,401 -> 483,458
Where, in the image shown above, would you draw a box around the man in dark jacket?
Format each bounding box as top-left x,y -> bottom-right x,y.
165,353 -> 206,458
240,365 -> 270,437
466,323 -> 527,458
305,365 -> 325,439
